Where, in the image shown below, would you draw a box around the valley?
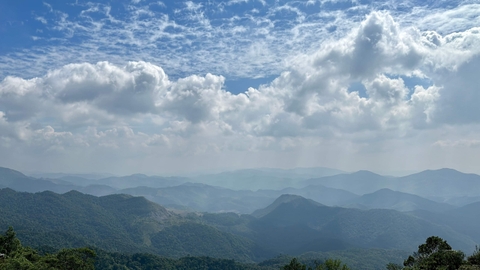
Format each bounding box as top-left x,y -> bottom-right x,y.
1,166 -> 480,269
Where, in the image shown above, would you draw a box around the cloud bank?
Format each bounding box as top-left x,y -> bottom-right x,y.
1,5 -> 480,174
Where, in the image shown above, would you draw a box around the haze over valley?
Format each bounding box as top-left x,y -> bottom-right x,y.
2,166 -> 480,269
2,0 -> 480,269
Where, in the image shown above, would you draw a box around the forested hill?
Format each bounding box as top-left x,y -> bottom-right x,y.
2,187 -> 480,269
248,194 -> 475,253
0,188 -> 267,262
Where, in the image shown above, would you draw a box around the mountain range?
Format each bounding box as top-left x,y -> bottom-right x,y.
5,166 -> 480,214
302,168 -> 480,199
2,165 -> 480,269
1,187 -> 478,264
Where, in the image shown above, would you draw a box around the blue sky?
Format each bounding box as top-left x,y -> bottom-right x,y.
0,0 -> 480,175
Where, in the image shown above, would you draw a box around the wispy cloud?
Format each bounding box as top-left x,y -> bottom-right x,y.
1,0 -> 480,174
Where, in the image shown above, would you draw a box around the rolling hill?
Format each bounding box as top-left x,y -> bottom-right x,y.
118,183 -> 359,214
247,194 -> 476,254
301,170 -> 392,195
343,188 -> 456,212
301,169 -> 480,201
0,188 -> 267,262
192,167 -> 345,190
0,167 -> 78,193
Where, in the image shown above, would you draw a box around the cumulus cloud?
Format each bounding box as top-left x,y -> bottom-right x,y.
1,12 -> 478,137
1,9 -> 480,174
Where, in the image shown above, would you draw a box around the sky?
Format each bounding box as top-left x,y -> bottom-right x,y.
0,0 -> 480,175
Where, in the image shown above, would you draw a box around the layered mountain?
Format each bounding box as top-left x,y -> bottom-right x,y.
251,194 -> 324,218
394,168 -> 480,198
301,170 -> 391,195
1,187 -> 478,266
0,188 -> 266,262
302,169 -> 480,200
0,167 -> 78,193
52,173 -> 189,189
0,166 -> 191,197
278,185 -> 359,207
0,166 -> 359,214
192,167 -> 345,190
119,183 -> 276,213
247,194 -> 476,254
343,188 -> 456,212
409,200 -> 480,244
119,183 -> 358,213
94,174 -> 189,189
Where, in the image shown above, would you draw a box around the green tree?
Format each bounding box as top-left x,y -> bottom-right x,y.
55,248 -> 96,270
458,246 -> 480,270
282,258 -> 351,270
0,227 -> 96,270
0,226 -> 22,255
386,262 -> 403,270
467,246 -> 480,266
403,236 -> 465,270
315,259 -> 350,270
283,258 -> 307,270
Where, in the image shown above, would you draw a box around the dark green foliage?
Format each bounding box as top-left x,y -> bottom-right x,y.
468,246 -> 480,265
150,222 -> 262,261
299,249 -> 408,270
282,258 -> 307,270
55,248 -> 96,270
0,226 -> 22,255
0,189 -> 159,252
0,227 -> 96,270
316,259 -> 350,270
93,250 -> 273,270
0,189 -> 263,262
403,236 -> 465,270
3,187 -> 478,269
1,188 -> 458,266
281,258 -> 351,270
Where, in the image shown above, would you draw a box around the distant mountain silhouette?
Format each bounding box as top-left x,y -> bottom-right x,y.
395,168 -> 480,197
252,194 -> 324,218
344,188 -> 456,212
120,183 -> 276,213
120,183 -> 358,214
0,167 -> 78,193
95,174 -> 189,189
279,185 -> 359,206
249,194 -> 476,253
301,169 -> 480,198
301,170 -> 391,195
193,167 -> 345,190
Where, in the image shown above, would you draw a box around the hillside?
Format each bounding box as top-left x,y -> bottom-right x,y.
301,169 -> 480,200
301,170 -> 391,195
395,169 -> 480,198
119,183 -> 276,213
251,194 -> 324,218
279,185 -> 359,207
0,188 -> 266,262
192,167 -> 344,190
247,194 -> 476,254
409,200 -> 480,244
0,167 -> 77,193
344,188 -> 456,212
95,174 -> 189,189
118,183 -> 358,214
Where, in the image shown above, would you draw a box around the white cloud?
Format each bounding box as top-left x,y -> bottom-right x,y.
1,6 -> 480,174
35,16 -> 48,24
